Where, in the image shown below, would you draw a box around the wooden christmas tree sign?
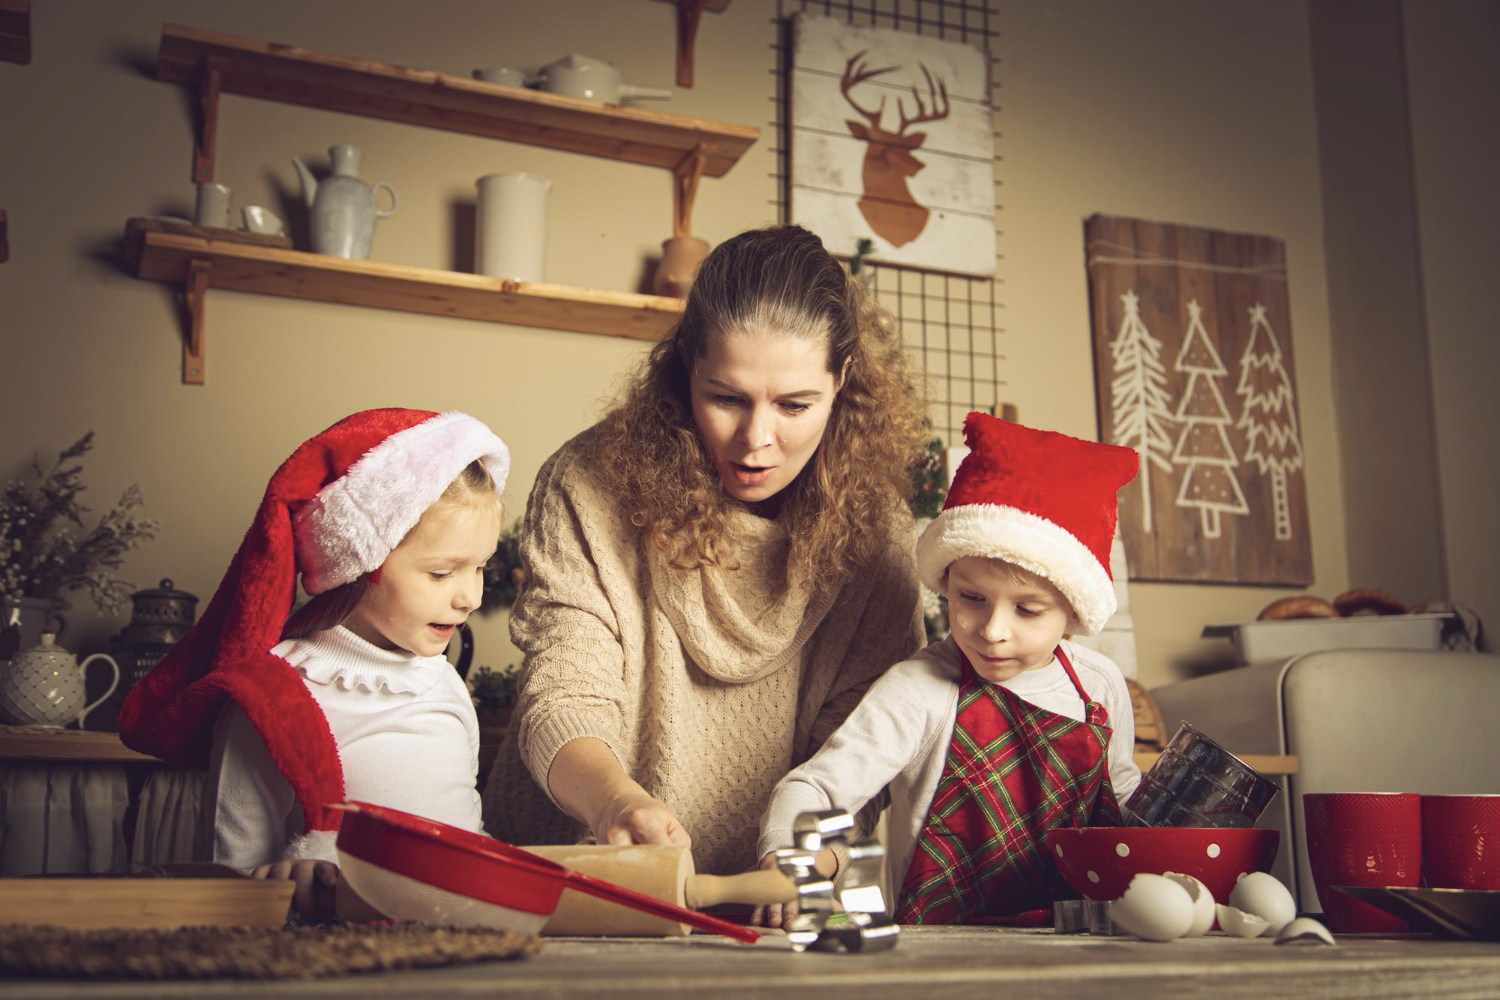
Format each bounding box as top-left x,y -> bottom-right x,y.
1084,215 -> 1312,586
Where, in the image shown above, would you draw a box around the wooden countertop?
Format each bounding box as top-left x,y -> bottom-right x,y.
0,726 -> 1298,778
4,926 -> 1496,999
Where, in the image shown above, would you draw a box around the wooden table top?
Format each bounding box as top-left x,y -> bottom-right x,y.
0,725 -> 1299,778
4,925 -> 1497,999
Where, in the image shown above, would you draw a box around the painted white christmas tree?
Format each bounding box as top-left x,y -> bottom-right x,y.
1172,299 -> 1249,539
1109,290 -> 1175,532
1236,303 -> 1304,540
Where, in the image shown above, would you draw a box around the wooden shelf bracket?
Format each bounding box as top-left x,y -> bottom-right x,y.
675,0 -> 707,87
0,0 -> 31,65
651,0 -> 730,87
182,257 -> 210,384
194,58 -> 223,183
673,145 -> 709,238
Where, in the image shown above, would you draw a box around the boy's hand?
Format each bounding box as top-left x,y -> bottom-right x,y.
749,848 -> 840,928
253,859 -> 339,923
749,851 -> 797,928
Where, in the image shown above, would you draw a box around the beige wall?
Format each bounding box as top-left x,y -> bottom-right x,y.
1308,0 -> 1446,606
2,1 -> 1354,688
1402,0 -> 1500,649
996,1 -> 1345,681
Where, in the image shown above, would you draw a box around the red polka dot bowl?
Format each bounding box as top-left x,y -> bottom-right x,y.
1047,826 -> 1281,904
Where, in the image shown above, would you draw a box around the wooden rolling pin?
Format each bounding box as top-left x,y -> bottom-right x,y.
522,844 -> 797,936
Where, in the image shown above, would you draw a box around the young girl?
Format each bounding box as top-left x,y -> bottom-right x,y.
119,409 -> 508,920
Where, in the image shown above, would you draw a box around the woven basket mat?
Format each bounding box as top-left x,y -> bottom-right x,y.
0,923 -> 543,980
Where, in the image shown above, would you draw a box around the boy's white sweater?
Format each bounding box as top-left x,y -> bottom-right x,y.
757,636 -> 1142,895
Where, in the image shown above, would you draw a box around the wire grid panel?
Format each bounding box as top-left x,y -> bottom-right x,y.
769,0 -> 1004,446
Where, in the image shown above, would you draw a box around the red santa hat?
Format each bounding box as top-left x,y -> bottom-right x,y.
118,409 -> 508,858
917,412 -> 1138,636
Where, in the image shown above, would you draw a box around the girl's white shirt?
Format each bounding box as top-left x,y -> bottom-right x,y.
757,636 -> 1142,898
204,625 -> 484,870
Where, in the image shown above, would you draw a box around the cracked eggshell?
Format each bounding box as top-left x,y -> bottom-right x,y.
1229,872 -> 1296,935
1275,917 -> 1336,946
1110,873 -> 1196,942
1162,872 -> 1216,937
1216,903 -> 1272,938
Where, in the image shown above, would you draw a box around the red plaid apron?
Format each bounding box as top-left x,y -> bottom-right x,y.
895,645 -> 1122,924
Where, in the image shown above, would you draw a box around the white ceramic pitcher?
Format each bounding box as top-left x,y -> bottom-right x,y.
0,633 -> 120,728
475,173 -> 553,282
291,144 -> 398,260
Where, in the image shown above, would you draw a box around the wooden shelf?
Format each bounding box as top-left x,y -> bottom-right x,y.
1133,749 -> 1299,776
0,724 -> 158,763
129,229 -> 686,356
155,22 -> 759,179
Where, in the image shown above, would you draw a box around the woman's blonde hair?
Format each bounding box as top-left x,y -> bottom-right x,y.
282,460 -> 502,639
592,224 -> 927,583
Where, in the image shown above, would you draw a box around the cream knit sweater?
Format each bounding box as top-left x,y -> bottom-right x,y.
483,429 -> 925,874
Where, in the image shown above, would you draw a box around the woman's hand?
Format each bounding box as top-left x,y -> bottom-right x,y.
591,789 -> 692,848
252,859 -> 339,923
550,737 -> 692,848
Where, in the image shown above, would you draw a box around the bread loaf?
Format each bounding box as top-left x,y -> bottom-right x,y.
1332,588 -> 1406,616
1257,596 -> 1339,621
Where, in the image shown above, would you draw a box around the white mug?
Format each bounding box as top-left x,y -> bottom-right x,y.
194,182 -> 233,228
472,67 -> 532,88
241,205 -> 285,236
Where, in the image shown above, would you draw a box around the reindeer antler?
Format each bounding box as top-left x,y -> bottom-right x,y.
840,50 -> 900,128
896,64 -> 950,133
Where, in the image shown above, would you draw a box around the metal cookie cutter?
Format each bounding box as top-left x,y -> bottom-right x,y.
774,809 -> 899,953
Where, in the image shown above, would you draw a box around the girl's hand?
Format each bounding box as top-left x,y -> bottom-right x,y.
750,851 -> 796,928
591,790 -> 692,848
253,859 -> 339,923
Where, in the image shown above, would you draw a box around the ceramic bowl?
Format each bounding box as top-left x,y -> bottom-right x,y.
1047,826 -> 1280,904
336,802 -> 564,933
334,801 -> 759,942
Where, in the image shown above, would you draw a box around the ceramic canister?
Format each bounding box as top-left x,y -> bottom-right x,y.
475,173 -> 553,283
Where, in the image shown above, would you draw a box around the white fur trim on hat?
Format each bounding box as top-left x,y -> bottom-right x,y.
917,503 -> 1117,635
296,412 -> 509,595
284,829 -> 340,863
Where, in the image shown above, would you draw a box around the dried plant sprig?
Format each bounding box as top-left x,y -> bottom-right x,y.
0,434 -> 158,614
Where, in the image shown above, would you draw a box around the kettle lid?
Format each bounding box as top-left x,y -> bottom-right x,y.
132,578 -> 198,603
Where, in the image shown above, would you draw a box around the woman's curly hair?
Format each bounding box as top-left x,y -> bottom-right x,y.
592,225 -> 928,584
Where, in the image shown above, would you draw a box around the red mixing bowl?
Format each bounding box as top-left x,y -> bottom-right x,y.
1046,826 -> 1281,904
335,801 -> 758,943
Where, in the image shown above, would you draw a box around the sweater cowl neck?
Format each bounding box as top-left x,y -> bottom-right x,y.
649,503 -> 838,685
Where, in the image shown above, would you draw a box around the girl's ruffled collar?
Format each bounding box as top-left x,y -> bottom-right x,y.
278,626 -> 452,695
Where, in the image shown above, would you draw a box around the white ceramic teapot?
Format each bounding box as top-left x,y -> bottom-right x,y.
0,633 -> 120,728
530,54 -> 672,103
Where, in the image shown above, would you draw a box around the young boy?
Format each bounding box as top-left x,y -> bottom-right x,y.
757,412 -> 1143,925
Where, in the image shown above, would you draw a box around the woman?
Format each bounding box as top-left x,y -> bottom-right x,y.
483,225 -> 930,874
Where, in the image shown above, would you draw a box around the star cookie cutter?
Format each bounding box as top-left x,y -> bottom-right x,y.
773,808 -> 899,952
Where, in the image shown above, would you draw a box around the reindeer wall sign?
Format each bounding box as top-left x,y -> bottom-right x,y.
790,14 -> 995,277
